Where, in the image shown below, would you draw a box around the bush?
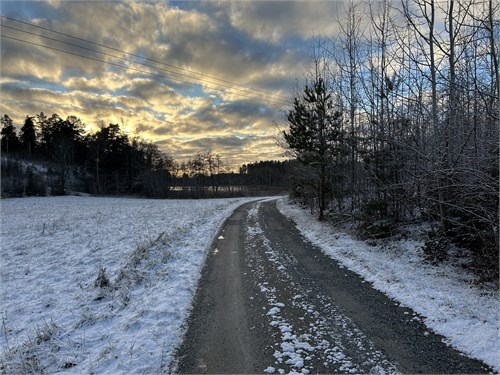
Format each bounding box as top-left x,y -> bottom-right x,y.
448,223 -> 499,283
1,158 -> 49,197
359,199 -> 395,239
362,199 -> 388,220
94,267 -> 110,289
423,232 -> 449,264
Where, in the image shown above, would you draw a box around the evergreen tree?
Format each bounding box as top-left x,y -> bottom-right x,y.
19,116 -> 37,157
1,114 -> 20,154
283,75 -> 344,220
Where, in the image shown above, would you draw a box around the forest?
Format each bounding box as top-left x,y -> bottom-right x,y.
281,0 -> 498,282
0,112 -> 290,199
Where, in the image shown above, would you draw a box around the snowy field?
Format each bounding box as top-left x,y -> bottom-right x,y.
0,196 -> 259,373
277,198 -> 500,372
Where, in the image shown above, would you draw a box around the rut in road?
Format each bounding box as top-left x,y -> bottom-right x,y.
174,199 -> 491,374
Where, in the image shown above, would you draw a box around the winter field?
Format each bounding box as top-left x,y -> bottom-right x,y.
1,196 -> 498,373
0,196 -> 260,373
277,199 -> 500,373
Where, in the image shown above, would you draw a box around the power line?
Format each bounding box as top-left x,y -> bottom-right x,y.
1,15 -> 290,102
0,33 -> 289,107
0,23 -> 288,105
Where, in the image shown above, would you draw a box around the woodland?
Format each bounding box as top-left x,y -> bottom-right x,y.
0,113 -> 290,199
281,0 -> 498,282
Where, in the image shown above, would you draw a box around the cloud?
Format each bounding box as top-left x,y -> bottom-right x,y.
213,0 -> 343,43
182,135 -> 250,150
1,0 -> 335,166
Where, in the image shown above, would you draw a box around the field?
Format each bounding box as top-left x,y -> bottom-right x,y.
0,196 -> 258,373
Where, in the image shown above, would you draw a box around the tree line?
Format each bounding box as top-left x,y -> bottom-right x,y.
282,0 -> 498,281
1,112 -> 291,198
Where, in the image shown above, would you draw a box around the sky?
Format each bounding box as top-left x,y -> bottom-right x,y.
0,0 -> 347,167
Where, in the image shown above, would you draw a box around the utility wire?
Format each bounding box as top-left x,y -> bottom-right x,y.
1,33 -> 289,107
1,15 -> 290,102
1,23 -> 288,105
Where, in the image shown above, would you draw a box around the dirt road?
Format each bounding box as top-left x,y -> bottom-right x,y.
174,199 -> 491,374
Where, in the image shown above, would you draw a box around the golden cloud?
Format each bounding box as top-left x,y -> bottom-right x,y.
1,0 -> 322,166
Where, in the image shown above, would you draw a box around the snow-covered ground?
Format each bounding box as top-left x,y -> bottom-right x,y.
277,198 -> 500,373
0,196 -> 259,373
2,196 -> 498,373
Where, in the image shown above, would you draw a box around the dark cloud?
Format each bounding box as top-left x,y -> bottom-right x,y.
150,124 -> 174,136
125,78 -> 181,104
182,134 -> 254,150
219,100 -> 273,118
188,103 -> 223,126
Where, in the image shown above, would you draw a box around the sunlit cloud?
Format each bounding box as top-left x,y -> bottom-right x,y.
0,0 -> 345,166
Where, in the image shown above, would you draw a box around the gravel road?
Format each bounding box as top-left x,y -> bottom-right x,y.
174,199 -> 491,374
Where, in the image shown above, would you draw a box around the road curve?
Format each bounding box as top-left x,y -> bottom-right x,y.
173,199 -> 491,374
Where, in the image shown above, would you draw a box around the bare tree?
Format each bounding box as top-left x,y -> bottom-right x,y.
329,0 -> 366,212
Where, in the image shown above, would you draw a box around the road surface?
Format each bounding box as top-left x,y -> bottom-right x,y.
174,199 -> 491,374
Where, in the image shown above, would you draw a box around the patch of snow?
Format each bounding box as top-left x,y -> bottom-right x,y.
277,197 -> 500,372
0,196 -> 260,373
267,307 -> 281,316
245,200 -> 395,374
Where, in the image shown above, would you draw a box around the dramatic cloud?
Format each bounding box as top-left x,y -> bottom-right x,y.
0,0 -> 344,167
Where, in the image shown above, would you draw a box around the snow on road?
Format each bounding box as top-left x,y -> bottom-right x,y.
245,201 -> 398,374
0,196 -> 259,374
277,197 -> 500,372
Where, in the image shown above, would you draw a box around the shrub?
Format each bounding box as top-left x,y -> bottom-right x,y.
94,267 -> 110,289
423,232 -> 449,264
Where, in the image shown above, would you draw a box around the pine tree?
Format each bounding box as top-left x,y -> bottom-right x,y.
1,114 -> 19,154
19,116 -> 37,158
283,75 -> 344,220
